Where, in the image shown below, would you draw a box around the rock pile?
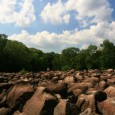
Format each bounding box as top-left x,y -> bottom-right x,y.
0,69 -> 115,115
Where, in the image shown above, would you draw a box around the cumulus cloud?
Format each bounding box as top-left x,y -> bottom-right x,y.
40,0 -> 70,24
0,0 -> 35,27
40,0 -> 113,26
8,21 -> 115,53
6,0 -> 115,52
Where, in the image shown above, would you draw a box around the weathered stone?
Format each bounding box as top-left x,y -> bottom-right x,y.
98,97 -> 115,115
13,111 -> 27,115
98,81 -> 108,91
84,77 -> 99,87
79,108 -> 92,115
76,94 -> 85,108
92,73 -> 101,78
23,87 -> 58,115
100,75 -> 111,81
81,94 -> 95,112
86,89 -> 96,95
6,81 -> 34,110
75,74 -> 83,82
0,83 -> 13,91
53,83 -> 68,99
107,78 -> 115,86
94,91 -> 107,114
42,81 -> 68,98
107,69 -> 114,73
0,107 -> 11,115
104,86 -> 115,98
0,76 -> 5,83
63,76 -> 74,85
0,70 -> 114,114
54,99 -> 71,115
73,89 -> 82,97
94,91 -> 107,103
68,83 -> 91,93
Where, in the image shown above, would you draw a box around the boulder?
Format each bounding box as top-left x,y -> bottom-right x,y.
6,81 -> 34,111
79,108 -> 92,115
98,97 -> 115,115
100,75 -> 111,81
81,94 -> 95,112
107,69 -> 114,73
54,99 -> 71,115
68,83 -> 91,93
53,83 -> 68,99
84,77 -> 99,87
98,81 -> 108,91
76,94 -> 85,108
13,111 -> 27,115
79,91 -> 107,114
94,91 -> 107,114
104,86 -> 115,98
39,81 -> 68,99
107,78 -> 115,86
94,91 -> 107,103
63,76 -> 74,85
23,87 -> 58,115
0,107 -> 11,115
75,74 -> 83,82
73,89 -> 83,97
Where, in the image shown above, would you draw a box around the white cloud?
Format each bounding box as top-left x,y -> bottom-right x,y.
40,0 -> 113,26
8,21 -> 115,53
0,0 -> 35,27
40,1 -> 70,24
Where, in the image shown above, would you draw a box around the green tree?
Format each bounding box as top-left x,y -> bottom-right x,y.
4,40 -> 29,71
0,34 -> 8,71
52,53 -> 62,70
100,39 -> 115,69
61,47 -> 80,70
28,48 -> 44,71
85,45 -> 98,69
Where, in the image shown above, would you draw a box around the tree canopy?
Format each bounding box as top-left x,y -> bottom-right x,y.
0,34 -> 115,72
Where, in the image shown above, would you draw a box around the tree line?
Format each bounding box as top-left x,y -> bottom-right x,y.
0,34 -> 115,72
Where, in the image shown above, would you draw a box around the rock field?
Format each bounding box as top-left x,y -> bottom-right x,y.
0,69 -> 115,115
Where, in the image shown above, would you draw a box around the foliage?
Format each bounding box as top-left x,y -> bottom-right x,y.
19,68 -> 28,75
0,34 -> 115,72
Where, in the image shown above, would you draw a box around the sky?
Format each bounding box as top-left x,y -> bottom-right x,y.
0,0 -> 115,53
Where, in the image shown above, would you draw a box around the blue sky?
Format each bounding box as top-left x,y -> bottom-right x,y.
0,0 -> 115,52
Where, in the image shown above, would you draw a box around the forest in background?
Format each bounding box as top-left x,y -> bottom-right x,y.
0,34 -> 115,72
